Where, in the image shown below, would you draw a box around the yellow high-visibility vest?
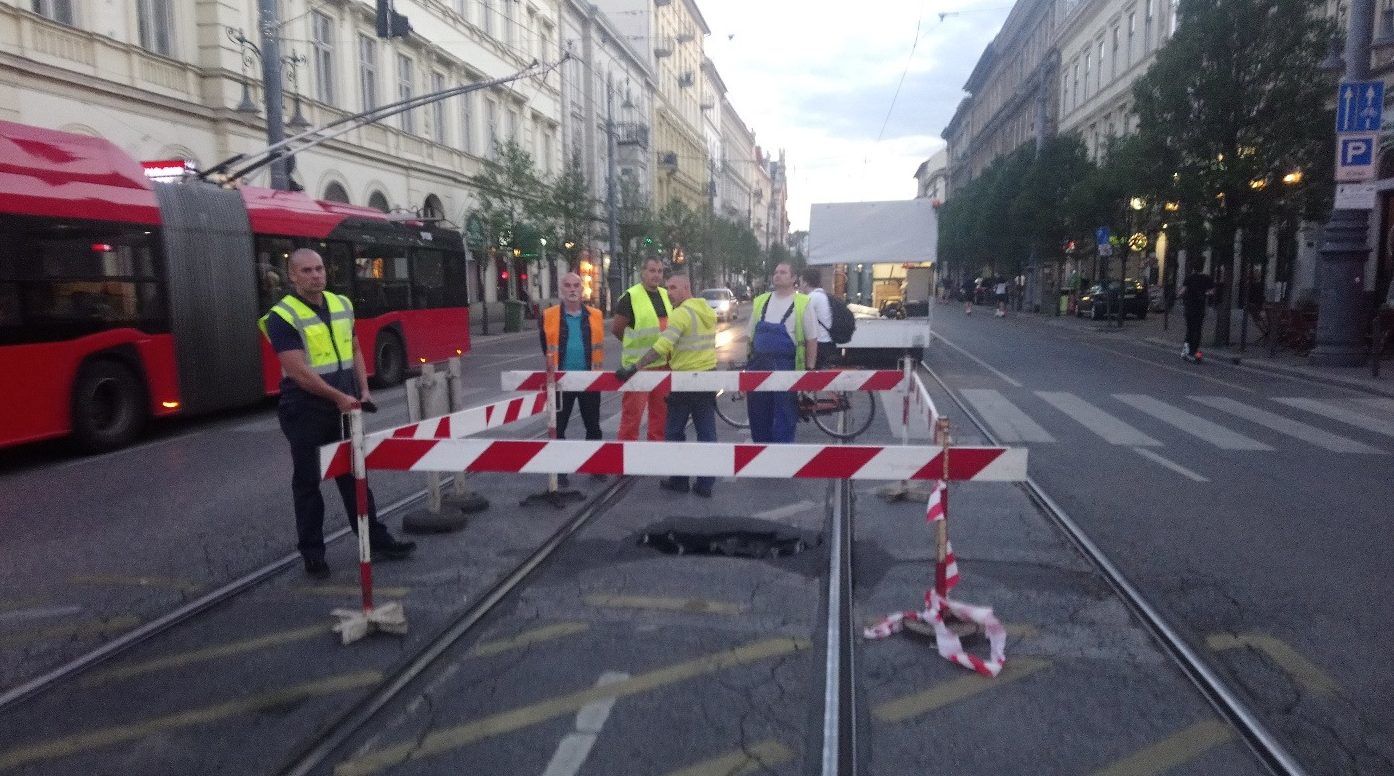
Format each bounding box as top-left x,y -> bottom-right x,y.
258,292 -> 355,376
620,283 -> 672,368
652,298 -> 717,372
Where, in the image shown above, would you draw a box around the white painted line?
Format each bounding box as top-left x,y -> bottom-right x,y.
960,389 -> 1056,444
1035,392 -> 1161,446
1273,397 -> 1394,439
540,670 -> 628,776
931,332 -> 1023,387
1190,396 -> 1386,454
475,352 -> 541,366
1114,394 -> 1271,450
0,605 -> 81,623
753,500 -> 819,520
1132,447 -> 1209,482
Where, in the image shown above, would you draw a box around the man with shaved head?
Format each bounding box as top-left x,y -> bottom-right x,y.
540,271 -> 605,485
259,247 -> 415,579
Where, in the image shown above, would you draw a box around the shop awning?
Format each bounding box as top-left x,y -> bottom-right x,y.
806,199 -> 937,266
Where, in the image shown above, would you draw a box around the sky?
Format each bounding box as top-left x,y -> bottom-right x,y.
697,0 -> 1012,232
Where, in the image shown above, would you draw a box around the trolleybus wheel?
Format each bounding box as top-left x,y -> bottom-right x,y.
372,330 -> 406,387
72,359 -> 146,453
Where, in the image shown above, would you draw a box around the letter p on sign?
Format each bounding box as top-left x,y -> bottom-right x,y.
1337,133 -> 1378,182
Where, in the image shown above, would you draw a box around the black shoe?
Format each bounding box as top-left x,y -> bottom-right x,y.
371,537 -> 417,560
693,486 -> 713,498
658,478 -> 690,494
303,558 -> 331,579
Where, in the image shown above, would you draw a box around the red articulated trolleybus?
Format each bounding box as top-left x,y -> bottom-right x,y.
0,120 -> 472,452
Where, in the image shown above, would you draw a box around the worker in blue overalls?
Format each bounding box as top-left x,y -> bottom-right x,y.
745,262 -> 819,442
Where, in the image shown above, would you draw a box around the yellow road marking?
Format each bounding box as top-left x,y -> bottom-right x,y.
0,616 -> 140,647
0,671 -> 381,770
291,585 -> 410,598
0,596 -> 50,612
467,622 -> 589,658
1207,632 -> 1340,695
583,594 -> 747,616
872,658 -> 1050,723
334,636 -> 809,776
1090,719 -> 1233,776
661,740 -> 795,776
81,625 -> 329,686
68,575 -> 202,593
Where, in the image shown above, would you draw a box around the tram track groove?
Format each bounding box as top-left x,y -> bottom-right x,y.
919,361 -> 1306,776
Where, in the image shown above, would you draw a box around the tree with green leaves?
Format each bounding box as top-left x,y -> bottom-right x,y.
542,152 -> 594,267
1131,0 -> 1333,344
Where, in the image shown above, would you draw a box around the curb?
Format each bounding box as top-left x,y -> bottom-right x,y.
1137,336 -> 1394,397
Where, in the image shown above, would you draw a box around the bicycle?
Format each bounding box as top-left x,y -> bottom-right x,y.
712,363 -> 878,441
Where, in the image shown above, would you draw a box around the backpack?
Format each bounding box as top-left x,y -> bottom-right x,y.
821,291 -> 857,345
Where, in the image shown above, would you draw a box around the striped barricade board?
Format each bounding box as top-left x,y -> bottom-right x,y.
324,438 -> 1027,482
500,369 -> 907,393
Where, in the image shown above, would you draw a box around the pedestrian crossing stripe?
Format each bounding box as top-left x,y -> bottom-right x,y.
1189,396 -> 1386,455
1035,391 -> 1161,447
1272,397 -> 1394,439
1114,394 -> 1271,451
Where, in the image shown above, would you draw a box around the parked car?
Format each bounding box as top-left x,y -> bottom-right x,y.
701,288 -> 738,322
1077,279 -> 1148,320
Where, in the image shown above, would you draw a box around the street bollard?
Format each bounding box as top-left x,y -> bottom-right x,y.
441,356 -> 490,514
402,359 -> 485,534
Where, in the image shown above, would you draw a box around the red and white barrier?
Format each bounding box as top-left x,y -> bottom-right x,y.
338,437 -> 1026,481
320,392 -> 549,479
500,369 -> 906,393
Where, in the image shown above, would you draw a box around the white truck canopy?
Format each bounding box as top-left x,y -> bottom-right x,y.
806,199 -> 937,266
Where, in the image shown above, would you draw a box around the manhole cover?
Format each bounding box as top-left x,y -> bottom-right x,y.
638,516 -> 820,559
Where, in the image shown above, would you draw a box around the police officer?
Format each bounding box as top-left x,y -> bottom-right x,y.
617,273 -> 718,497
746,262 -> 818,443
260,248 -> 415,579
610,257 -> 672,441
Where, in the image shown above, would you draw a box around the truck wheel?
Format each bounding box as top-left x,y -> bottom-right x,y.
71,359 -> 147,453
371,330 -> 406,387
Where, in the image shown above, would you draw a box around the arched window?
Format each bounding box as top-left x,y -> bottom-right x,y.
322,181 -> 350,203
367,190 -> 390,212
422,194 -> 444,218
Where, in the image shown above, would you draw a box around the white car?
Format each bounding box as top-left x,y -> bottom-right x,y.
700,288 -> 738,322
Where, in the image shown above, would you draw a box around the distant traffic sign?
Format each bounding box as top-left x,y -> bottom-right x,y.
1336,80 -> 1384,133
1336,133 -> 1379,182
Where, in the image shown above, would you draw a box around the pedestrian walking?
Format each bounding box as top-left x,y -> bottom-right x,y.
611,257 -> 672,441
259,248 -> 415,579
746,262 -> 818,443
616,274 -> 719,497
995,278 -> 1008,317
962,278 -> 975,315
800,267 -> 837,369
541,272 -> 604,487
1180,267 -> 1214,361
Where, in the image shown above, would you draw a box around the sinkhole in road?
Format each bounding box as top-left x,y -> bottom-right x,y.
637,516 -> 821,559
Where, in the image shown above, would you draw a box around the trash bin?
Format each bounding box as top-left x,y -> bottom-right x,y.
1059,290 -> 1070,315
503,300 -> 524,333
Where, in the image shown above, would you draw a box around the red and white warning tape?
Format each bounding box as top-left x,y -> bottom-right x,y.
320,392 -> 549,479
326,438 -> 1027,481
863,481 -> 1007,677
500,369 -> 906,393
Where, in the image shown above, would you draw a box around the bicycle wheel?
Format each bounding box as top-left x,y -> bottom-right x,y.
713,388 -> 751,429
811,390 -> 877,440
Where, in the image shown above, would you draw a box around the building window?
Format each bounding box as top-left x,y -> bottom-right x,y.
136,0 -> 174,56
1083,52 -> 1090,99
485,98 -> 499,157
481,0 -> 494,37
431,71 -> 447,143
1111,26 -> 1119,78
322,182 -> 351,203
1169,0 -> 1179,35
1127,12 -> 1136,67
32,0 -> 75,25
312,11 -> 336,106
1097,40 -> 1105,90
460,88 -> 475,153
1072,62 -> 1079,109
368,191 -> 390,212
359,35 -> 378,112
504,0 -> 517,49
541,129 -> 552,174
1145,0 -> 1154,50
506,107 -> 519,143
398,54 -> 414,134
539,23 -> 552,64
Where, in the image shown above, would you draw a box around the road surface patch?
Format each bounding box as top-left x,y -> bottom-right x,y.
1207,632 -> 1340,695
583,594 -> 747,616
0,671 -> 381,770
1189,396 -> 1385,454
68,574 -> 202,592
1089,718 -> 1232,776
960,389 -> 1056,443
467,622 -> 590,658
1113,394 -> 1271,450
1272,397 -> 1394,439
871,657 -> 1050,723
1131,447 -> 1209,482
660,739 -> 795,776
332,636 -> 810,776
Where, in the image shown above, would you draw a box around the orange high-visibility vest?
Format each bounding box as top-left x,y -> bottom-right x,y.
541,304 -> 604,370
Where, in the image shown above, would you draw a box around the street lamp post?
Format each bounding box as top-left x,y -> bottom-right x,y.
1312,0 -> 1375,366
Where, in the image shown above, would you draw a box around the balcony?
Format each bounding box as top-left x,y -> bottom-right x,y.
616,122 -> 649,148
660,151 -> 678,171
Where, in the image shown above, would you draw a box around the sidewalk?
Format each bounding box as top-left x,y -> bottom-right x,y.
985,302 -> 1394,398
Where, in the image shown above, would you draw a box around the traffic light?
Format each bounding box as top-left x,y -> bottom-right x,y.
376,0 -> 411,38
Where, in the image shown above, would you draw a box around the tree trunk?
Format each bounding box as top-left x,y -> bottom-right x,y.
1210,215 -> 1237,346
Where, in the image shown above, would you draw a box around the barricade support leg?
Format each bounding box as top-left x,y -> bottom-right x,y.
403,361 -> 481,533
